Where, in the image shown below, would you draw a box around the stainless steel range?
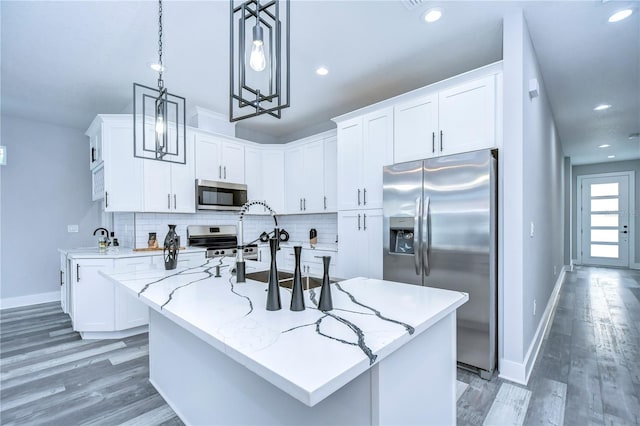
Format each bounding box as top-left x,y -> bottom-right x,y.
187,225 -> 257,260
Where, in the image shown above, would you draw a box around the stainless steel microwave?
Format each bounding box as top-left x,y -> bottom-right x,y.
195,179 -> 247,211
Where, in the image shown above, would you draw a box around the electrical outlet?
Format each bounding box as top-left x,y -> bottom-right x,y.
529,221 -> 535,238
533,299 -> 537,316
67,225 -> 79,233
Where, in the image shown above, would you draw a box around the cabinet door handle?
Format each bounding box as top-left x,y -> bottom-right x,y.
105,191 -> 109,208
219,165 -> 222,179
363,188 -> 367,206
357,214 -> 361,231
224,166 -> 227,180
300,198 -> 303,211
168,194 -> 171,209
440,130 -> 443,151
324,196 -> 327,210
91,147 -> 96,163
76,264 -> 80,282
174,194 -> 177,209
363,213 -> 367,231
432,132 -> 435,153
60,270 -> 63,286
357,189 -> 361,206
304,198 -> 306,211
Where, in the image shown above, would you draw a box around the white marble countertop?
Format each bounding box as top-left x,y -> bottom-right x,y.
59,246 -> 206,259
99,257 -> 467,406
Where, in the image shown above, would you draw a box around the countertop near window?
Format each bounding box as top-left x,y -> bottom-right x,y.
58,246 -> 206,259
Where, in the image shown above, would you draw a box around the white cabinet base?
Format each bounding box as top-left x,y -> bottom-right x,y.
79,325 -> 148,340
148,308 -> 456,425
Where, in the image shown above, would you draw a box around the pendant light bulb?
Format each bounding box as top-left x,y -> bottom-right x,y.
249,24 -> 266,72
155,115 -> 165,135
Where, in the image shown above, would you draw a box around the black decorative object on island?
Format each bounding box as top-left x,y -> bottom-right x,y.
290,246 -> 305,311
318,256 -> 333,311
163,224 -> 179,270
266,238 -> 282,311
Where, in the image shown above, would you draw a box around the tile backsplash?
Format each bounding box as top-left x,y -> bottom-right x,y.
113,211 -> 337,249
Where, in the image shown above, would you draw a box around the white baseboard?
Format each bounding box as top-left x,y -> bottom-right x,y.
79,325 -> 148,340
631,262 -> 640,270
0,291 -> 60,310
499,266 -> 567,385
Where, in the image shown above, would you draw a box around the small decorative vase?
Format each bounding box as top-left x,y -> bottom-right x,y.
290,246 -> 305,311
163,225 -> 179,270
266,238 -> 281,311
318,256 -> 333,311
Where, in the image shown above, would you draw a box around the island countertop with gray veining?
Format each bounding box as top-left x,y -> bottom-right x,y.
99,257 -> 467,406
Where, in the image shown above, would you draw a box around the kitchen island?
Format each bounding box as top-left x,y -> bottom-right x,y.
100,257 -> 468,425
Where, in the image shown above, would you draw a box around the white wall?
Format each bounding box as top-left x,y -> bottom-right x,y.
500,10 -> 566,383
571,159 -> 640,266
0,115 -> 102,301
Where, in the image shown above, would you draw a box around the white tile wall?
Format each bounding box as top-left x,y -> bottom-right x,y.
113,212 -> 337,249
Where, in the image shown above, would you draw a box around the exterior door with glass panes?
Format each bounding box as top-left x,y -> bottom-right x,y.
579,173 -> 631,267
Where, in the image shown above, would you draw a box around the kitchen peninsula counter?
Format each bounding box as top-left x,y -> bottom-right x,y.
100,257 -> 467,425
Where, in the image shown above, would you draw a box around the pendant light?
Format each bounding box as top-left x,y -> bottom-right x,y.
230,0 -> 290,122
133,0 -> 186,164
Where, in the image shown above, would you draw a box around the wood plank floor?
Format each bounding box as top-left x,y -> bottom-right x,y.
457,266 -> 640,426
1,266 -> 638,425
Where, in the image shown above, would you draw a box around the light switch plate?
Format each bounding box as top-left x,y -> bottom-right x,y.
67,225 -> 79,233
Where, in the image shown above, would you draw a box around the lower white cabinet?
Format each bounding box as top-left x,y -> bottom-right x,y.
280,247 -> 339,278
71,258 -> 117,332
337,209 -> 383,280
70,256 -> 154,335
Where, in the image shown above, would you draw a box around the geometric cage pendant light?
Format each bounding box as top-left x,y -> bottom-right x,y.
133,0 -> 186,164
229,0 -> 290,122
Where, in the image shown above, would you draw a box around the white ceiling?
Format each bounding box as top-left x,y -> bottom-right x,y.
1,1 -> 638,165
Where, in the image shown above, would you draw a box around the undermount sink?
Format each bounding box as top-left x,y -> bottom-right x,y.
244,270 -> 326,290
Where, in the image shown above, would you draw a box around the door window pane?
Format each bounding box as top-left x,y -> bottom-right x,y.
591,229 -> 619,243
591,183 -> 619,197
590,214 -> 619,227
590,244 -> 619,258
591,198 -> 619,212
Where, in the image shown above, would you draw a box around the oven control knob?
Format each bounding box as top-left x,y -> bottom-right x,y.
215,251 -> 220,255
232,249 -> 237,253
244,248 -> 250,252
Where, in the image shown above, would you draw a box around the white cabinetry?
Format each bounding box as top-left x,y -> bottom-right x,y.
394,75 -> 497,163
151,251 -> 206,269
337,210 -> 383,280
60,253 -> 69,314
279,247 -> 339,278
69,256 -> 156,336
245,146 -> 285,214
323,137 -> 338,212
86,115 -> 144,212
143,138 -> 195,213
195,132 -> 245,184
285,141 -> 324,213
71,258 -> 116,332
337,107 -> 393,211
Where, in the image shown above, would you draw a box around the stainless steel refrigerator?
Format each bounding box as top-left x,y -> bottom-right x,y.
383,149 -> 497,378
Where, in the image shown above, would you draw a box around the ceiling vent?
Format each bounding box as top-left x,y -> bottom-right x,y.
401,0 -> 428,11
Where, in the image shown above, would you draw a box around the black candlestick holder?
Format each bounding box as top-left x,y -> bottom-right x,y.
318,256 -> 333,311
266,238 -> 282,311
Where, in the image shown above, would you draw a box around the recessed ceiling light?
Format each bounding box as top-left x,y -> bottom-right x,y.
316,67 -> 329,76
608,9 -> 633,23
608,155 -> 616,159
149,62 -> 165,72
593,104 -> 611,111
423,8 -> 442,23
598,144 -> 611,148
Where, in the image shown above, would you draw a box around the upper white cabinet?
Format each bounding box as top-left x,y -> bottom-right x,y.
283,133 -> 337,214
244,146 -> 285,214
143,155 -> 195,213
323,136 -> 338,212
195,132 -> 245,184
88,127 -> 102,170
336,107 -> 393,211
394,75 -> 497,163
86,115 -> 144,212
285,140 -> 325,213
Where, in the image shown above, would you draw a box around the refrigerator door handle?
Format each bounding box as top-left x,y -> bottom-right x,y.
414,197 -> 421,275
423,196 -> 430,276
